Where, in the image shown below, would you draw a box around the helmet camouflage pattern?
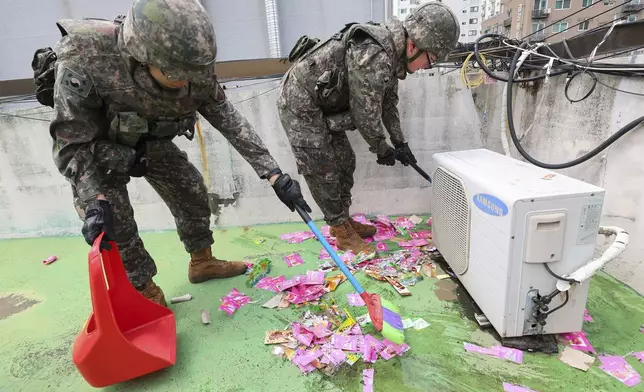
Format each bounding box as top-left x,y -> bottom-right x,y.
404,2 -> 460,62
121,0 -> 217,80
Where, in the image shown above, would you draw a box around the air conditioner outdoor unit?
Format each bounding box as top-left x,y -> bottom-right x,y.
430,149 -> 608,338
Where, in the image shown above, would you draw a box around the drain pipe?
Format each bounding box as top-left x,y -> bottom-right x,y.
264,0 -> 282,58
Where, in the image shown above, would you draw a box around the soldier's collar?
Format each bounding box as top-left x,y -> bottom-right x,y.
385,17 -> 407,80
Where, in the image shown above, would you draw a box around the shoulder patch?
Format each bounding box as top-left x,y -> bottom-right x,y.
212,81 -> 226,103
61,67 -> 93,98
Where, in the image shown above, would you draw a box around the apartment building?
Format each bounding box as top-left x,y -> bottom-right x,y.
393,0 -> 482,42
480,0 -> 644,43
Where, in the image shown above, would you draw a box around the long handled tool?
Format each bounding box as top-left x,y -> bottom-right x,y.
410,161 -> 432,184
294,205 -> 405,344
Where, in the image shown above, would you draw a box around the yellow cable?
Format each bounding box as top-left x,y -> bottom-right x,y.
195,115 -> 211,189
461,52 -> 487,89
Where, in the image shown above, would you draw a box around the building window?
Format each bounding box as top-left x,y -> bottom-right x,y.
582,0 -> 593,7
400,8 -> 408,14
534,0 -> 547,10
461,33 -> 466,36
469,30 -> 478,36
552,21 -> 569,32
471,6 -> 480,11
555,0 -> 571,9
462,21 -> 467,24
532,22 -> 545,36
500,4 -> 505,13
578,20 -> 590,30
470,18 -> 479,23
628,15 -> 637,22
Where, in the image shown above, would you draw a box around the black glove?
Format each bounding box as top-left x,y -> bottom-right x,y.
394,142 -> 417,166
272,173 -> 312,213
376,147 -> 397,166
81,199 -> 116,251
128,144 -> 148,178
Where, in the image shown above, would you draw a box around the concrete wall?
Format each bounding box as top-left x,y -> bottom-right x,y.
0,73 -> 483,240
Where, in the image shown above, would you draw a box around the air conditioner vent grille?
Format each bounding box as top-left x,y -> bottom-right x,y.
432,167 -> 470,275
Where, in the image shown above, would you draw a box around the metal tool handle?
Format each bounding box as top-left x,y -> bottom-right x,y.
410,162 -> 432,184
295,205 -> 365,295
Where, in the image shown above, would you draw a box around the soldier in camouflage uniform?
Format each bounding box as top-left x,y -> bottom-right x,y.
47,0 -> 310,306
277,3 -> 460,254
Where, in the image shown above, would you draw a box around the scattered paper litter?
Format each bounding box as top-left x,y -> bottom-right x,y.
464,342 -> 523,364
559,346 -> 595,371
362,369 -> 374,392
284,253 -> 305,267
262,293 -> 285,309
409,215 -> 424,225
436,274 -> 451,280
560,331 -> 595,353
599,355 -> 641,387
376,242 -> 388,252
503,382 -> 538,392
410,230 -> 431,240
170,293 -> 192,304
219,288 -> 251,316
347,293 -> 366,307
632,352 -> 644,363
584,309 -> 594,322
43,255 -> 58,265
398,239 -> 429,248
201,310 -> 211,325
412,318 -> 430,330
402,318 -> 414,329
280,231 -> 316,244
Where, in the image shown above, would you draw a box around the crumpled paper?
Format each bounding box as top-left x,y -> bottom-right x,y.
219,288 -> 252,316
598,355 -> 641,387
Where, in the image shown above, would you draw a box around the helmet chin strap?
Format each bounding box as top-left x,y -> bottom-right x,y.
406,48 -> 427,73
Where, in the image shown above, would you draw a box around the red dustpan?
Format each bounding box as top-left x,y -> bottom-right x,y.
72,233 -> 176,387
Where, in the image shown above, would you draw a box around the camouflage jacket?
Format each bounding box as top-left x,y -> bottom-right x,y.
285,17 -> 408,156
49,18 -> 279,203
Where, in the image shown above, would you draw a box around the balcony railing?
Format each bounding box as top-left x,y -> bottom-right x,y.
532,9 -> 549,18
623,2 -> 644,11
527,33 -> 546,42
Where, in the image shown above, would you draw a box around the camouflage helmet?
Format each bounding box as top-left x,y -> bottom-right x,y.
404,2 -> 460,62
120,0 -> 217,81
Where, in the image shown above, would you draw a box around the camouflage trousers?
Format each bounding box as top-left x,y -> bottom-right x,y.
277,80 -> 356,227
73,140 -> 213,290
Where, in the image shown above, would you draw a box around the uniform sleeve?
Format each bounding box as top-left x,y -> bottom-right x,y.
346,41 -> 394,156
49,60 -> 110,203
381,78 -> 405,146
198,83 -> 279,178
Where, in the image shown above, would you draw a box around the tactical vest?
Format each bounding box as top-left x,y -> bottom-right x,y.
288,22 -> 398,114
31,16 -> 198,148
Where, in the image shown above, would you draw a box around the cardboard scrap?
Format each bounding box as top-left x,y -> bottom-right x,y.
422,263 -> 437,278
598,355 -> 641,387
264,330 -> 295,345
559,346 -> 595,371
409,215 -> 424,225
262,293 -> 285,309
385,276 -> 411,296
436,274 -> 451,280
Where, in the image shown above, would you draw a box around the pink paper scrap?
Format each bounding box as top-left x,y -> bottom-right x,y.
320,343 -> 347,366
427,217 -> 433,226
276,276 -> 303,292
331,334 -> 359,352
293,323 -> 315,347
376,215 -> 391,225
382,338 -> 411,356
342,251 -> 356,263
322,225 -> 331,238
373,228 -> 396,242
310,323 -> 333,338
281,231 -> 316,244
632,352 -> 644,363
376,242 -> 388,252
349,323 -> 363,335
364,334 -> 385,353
560,331 -> 595,353
398,239 -> 429,248
363,369 -> 375,392
363,345 -> 377,363
284,253 -> 305,267
219,289 -> 251,315
297,363 -> 316,374
255,275 -> 286,293
319,248 -> 331,260
347,293 -> 366,307
304,270 -> 325,285
599,355 -> 641,387
410,230 -> 432,239
393,216 -> 415,230
464,343 -> 523,364
293,348 -> 323,367
503,383 -> 537,392
352,214 -> 374,225
584,309 -> 594,322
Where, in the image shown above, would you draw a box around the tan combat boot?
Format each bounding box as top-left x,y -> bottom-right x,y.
330,221 -> 374,254
188,247 -> 248,283
138,280 -> 167,307
348,217 -> 377,238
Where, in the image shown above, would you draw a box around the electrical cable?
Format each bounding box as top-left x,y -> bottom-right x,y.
506,41 -> 644,169
0,112 -> 50,122
461,52 -> 487,88
596,77 -> 644,96
474,34 -> 568,82
543,263 -> 578,283
564,70 -> 598,102
231,86 -> 280,105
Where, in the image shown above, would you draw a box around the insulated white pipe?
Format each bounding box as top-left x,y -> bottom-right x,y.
556,226 -> 629,292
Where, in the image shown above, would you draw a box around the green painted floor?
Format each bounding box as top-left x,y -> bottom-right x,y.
1,220 -> 644,392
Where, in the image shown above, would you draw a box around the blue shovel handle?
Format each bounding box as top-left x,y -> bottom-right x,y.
295,205 -> 365,295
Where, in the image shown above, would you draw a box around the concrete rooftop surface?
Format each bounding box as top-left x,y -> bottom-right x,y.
2,218 -> 644,392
